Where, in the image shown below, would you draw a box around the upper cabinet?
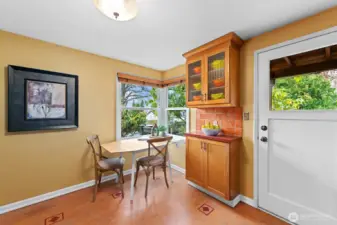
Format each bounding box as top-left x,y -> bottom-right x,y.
183,32 -> 243,108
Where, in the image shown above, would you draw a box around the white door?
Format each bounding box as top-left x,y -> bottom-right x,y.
258,30 -> 337,225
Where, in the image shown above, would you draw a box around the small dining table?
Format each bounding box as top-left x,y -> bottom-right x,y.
101,135 -> 185,202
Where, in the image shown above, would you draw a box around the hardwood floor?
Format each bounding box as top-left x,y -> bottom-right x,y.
0,170 -> 287,225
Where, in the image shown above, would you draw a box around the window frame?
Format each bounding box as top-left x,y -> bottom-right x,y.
116,78 -> 189,140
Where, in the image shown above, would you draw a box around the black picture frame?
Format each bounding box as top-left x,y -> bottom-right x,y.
8,65 -> 79,132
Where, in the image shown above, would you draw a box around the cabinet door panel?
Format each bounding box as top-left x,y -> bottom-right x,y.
205,47 -> 230,105
186,57 -> 204,106
186,137 -> 205,187
205,140 -> 230,199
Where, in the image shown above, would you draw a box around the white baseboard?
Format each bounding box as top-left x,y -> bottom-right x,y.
188,181 -> 241,208
240,195 -> 257,208
0,169 -> 132,215
170,164 -> 257,208
170,164 -> 186,174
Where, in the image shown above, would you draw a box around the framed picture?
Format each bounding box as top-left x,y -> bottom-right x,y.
8,65 -> 78,132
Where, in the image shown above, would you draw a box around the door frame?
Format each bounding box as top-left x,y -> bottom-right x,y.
253,25 -> 337,214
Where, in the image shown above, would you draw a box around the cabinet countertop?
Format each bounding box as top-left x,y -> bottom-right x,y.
185,132 -> 241,143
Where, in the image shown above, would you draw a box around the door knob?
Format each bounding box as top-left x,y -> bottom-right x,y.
261,125 -> 268,131
260,137 -> 268,142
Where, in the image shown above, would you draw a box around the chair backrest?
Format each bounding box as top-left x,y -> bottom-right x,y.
86,135 -> 103,166
147,136 -> 173,160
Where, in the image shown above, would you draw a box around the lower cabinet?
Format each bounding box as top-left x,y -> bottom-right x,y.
186,136 -> 240,201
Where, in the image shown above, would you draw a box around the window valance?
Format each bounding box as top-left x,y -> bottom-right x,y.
117,73 -> 185,88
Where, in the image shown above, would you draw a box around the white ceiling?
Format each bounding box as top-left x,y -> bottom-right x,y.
0,0 -> 336,71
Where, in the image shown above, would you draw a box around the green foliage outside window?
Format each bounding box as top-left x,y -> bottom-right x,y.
121,83 -> 187,137
168,84 -> 187,136
272,73 -> 337,110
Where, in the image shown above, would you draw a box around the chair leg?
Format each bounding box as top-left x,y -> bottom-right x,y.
119,169 -> 124,198
134,163 -> 140,187
153,167 -> 155,180
145,169 -> 150,198
98,172 -> 102,187
163,165 -> 169,189
92,171 -> 99,202
121,168 -> 125,184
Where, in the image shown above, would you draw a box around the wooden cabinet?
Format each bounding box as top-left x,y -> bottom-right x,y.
185,136 -> 240,201
186,137 -> 205,187
183,32 -> 243,108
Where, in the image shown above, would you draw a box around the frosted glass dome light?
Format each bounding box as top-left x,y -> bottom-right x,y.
94,0 -> 138,21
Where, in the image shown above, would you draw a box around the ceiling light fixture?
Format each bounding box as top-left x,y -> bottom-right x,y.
94,0 -> 138,22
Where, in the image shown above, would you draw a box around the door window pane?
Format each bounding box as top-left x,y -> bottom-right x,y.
272,70 -> 337,111
270,44 -> 337,111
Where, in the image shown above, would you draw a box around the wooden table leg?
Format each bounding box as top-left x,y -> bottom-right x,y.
130,152 -> 136,203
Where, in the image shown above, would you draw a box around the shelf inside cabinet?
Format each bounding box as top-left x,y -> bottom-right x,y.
208,68 -> 224,74
189,73 -> 201,79
190,89 -> 202,93
209,86 -> 225,91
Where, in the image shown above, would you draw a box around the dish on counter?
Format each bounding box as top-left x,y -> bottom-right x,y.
202,128 -> 221,136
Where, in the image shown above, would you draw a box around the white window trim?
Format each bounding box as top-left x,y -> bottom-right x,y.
116,78 -> 189,140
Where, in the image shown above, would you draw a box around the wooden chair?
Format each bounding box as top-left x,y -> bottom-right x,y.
134,136 -> 173,198
86,135 -> 125,202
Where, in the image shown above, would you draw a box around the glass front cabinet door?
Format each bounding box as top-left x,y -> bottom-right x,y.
205,49 -> 229,104
186,58 -> 204,106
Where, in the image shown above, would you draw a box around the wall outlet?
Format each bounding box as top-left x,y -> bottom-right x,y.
243,112 -> 249,120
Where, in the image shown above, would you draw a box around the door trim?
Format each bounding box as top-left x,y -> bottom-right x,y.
253,25 -> 337,210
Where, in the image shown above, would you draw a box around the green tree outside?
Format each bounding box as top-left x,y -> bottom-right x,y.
121,83 -> 187,137
272,73 -> 337,110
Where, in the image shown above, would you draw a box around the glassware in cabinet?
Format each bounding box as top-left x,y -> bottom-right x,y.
206,52 -> 226,101
187,60 -> 203,102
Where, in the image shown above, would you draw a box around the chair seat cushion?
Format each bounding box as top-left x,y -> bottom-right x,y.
98,157 -> 125,170
137,155 -> 164,166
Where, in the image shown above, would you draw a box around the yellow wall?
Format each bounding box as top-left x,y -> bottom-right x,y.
0,31 -> 162,205
162,65 -> 185,80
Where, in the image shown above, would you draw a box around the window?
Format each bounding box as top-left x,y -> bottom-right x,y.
270,44 -> 337,111
271,70 -> 337,111
117,81 -> 188,139
166,84 -> 189,136
119,83 -> 160,139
